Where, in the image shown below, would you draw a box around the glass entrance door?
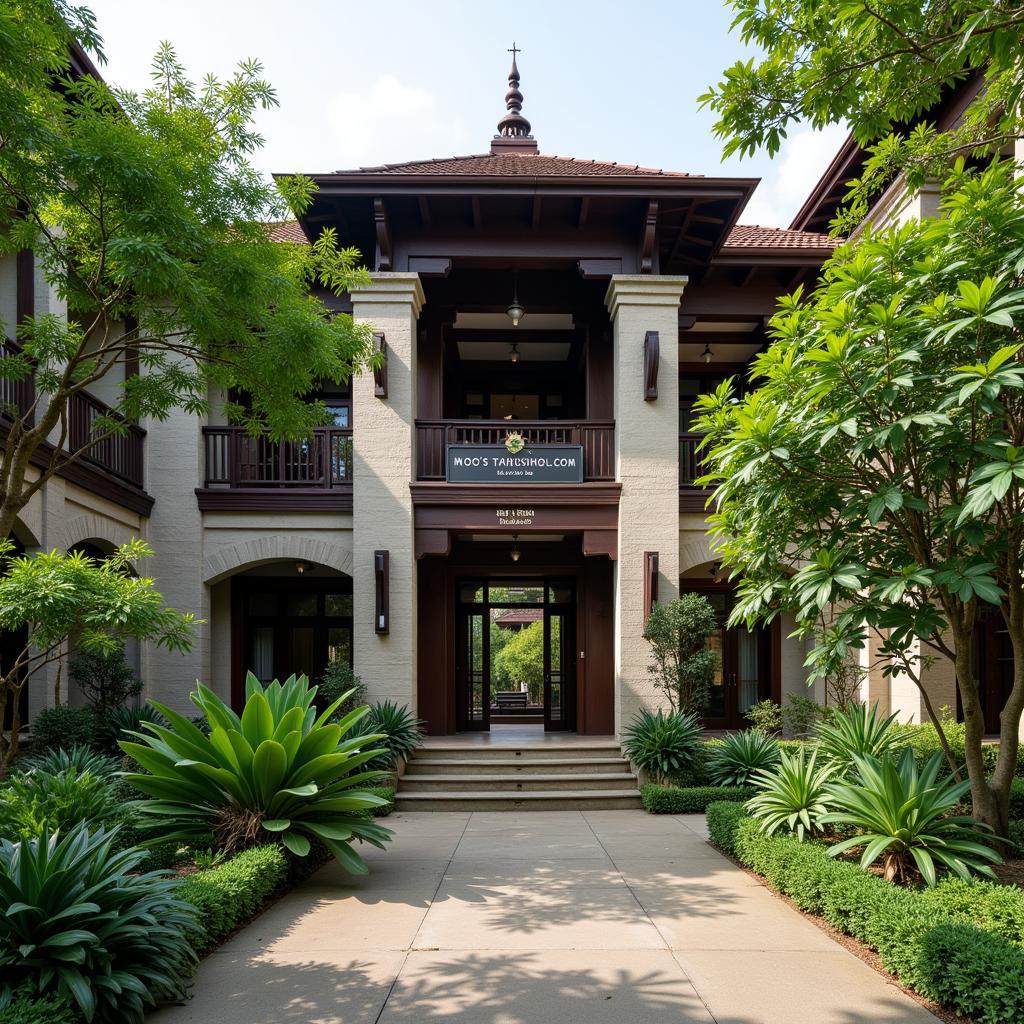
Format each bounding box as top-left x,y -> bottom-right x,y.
544,582 -> 575,731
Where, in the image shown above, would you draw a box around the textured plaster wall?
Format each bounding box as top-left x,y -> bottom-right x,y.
606,276 -> 686,731
350,274 -> 423,708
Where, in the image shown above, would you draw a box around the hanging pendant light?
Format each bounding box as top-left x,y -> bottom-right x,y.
509,342 -> 520,363
701,343 -> 713,364
510,534 -> 521,562
506,269 -> 525,326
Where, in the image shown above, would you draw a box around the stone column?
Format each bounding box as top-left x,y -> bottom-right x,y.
604,275 -> 687,732
350,274 -> 424,709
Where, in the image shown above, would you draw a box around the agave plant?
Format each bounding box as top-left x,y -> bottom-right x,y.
622,708 -> 703,783
18,744 -> 120,778
746,746 -> 835,841
822,749 -> 1003,885
355,700 -> 425,770
121,673 -> 393,874
96,702 -> 169,756
814,701 -> 901,774
707,729 -> 780,786
0,824 -> 196,1022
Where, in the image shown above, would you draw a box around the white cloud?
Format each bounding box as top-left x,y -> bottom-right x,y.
325,75 -> 473,170
739,124 -> 849,228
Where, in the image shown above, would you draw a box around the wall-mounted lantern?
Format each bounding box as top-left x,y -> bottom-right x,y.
643,330 -> 659,401
644,551 -> 659,619
373,332 -> 388,399
374,550 -> 389,634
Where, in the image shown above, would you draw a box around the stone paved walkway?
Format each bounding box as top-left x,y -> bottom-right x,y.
150,811 -> 937,1023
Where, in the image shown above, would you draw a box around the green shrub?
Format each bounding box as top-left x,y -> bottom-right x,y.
746,745 -> 835,841
891,706 -> 1004,779
823,750 -> 1002,885
122,672 -> 393,873
707,730 -> 779,786
1010,778 -> 1024,820
356,701 -> 424,770
69,643 -> 142,715
365,785 -> 395,817
744,699 -> 782,735
920,877 -> 1024,946
315,662 -> 366,719
0,825 -> 196,1022
176,843 -> 288,949
1010,819 -> 1024,849
0,987 -> 76,1024
814,701 -> 900,773
0,767 -> 119,840
623,708 -> 703,784
705,800 -> 749,853
641,783 -> 753,814
95,703 -> 168,757
782,693 -> 830,738
18,744 -> 119,778
28,704 -> 96,752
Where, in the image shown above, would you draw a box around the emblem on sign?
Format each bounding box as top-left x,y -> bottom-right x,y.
505,431 -> 526,455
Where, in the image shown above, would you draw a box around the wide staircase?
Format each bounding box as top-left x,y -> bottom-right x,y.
394,739 -> 642,811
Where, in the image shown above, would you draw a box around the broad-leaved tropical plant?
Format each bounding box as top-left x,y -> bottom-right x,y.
822,749 -> 1003,885
622,708 -> 703,784
121,673 -> 392,874
707,729 -> 780,786
746,746 -> 834,841
0,825 -> 196,1022
814,702 -> 900,774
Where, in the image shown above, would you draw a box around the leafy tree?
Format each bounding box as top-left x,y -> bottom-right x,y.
494,621 -> 545,703
69,640 -> 141,714
488,621 -> 514,694
695,160 -> 1024,834
0,1 -> 376,541
0,538 -> 193,769
643,595 -> 719,714
701,0 -> 1024,230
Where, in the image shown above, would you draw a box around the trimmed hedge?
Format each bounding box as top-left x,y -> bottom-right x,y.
641,783 -> 754,814
367,785 -> 395,818
27,705 -> 96,752
177,845 -> 288,949
706,800 -> 748,852
920,877 -> 1024,946
718,811 -> 1024,1024
0,990 -> 76,1024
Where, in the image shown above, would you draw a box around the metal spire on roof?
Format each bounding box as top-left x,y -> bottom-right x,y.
491,43 -> 538,154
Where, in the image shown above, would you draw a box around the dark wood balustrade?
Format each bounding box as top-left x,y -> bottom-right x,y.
68,391 -> 145,489
679,432 -> 708,488
203,426 -> 353,489
415,419 -> 615,482
0,337 -> 35,424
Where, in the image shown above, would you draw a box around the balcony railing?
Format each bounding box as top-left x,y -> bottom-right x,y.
415,419 -> 615,482
203,426 -> 353,489
68,391 -> 145,489
0,337 -> 35,424
679,431 -> 708,488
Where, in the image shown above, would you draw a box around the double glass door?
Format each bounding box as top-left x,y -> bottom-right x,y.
455,579 -> 575,732
685,586 -> 771,729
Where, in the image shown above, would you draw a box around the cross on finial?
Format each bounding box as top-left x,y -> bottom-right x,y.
508,42 -> 521,60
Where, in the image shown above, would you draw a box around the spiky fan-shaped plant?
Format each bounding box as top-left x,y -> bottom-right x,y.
121,673 -> 392,874
814,701 -> 901,774
707,729 -> 780,786
745,746 -> 834,841
822,749 -> 1003,885
622,708 -> 703,784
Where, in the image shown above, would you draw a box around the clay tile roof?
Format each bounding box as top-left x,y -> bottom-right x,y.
724,224 -> 840,249
265,220 -> 308,243
333,152 -> 694,177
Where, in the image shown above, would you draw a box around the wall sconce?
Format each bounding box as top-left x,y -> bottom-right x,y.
373,332 -> 388,398
294,561 -> 312,575
644,551 -> 659,619
643,330 -> 659,401
374,550 -> 389,634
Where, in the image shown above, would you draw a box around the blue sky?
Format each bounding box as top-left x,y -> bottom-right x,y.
84,0 -> 847,227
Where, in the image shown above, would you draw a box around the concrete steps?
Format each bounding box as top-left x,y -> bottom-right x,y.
395,739 -> 642,811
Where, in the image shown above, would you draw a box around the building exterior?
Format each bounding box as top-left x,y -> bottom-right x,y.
8,52 -> 1005,739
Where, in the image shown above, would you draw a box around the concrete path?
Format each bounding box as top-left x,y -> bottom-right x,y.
150,811 -> 936,1023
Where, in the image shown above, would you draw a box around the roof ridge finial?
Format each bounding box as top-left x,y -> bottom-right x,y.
491,43 -> 538,154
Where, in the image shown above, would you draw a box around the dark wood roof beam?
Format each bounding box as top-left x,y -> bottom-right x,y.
471,197 -> 482,230
418,196 -> 432,229
577,196 -> 589,229
531,196 -> 542,230
373,198 -> 392,271
690,213 -> 726,225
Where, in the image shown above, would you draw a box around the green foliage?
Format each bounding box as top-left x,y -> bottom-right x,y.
0,824 -> 197,1022
356,702 -> 424,770
730,817 -> 1024,1024
622,708 -> 703,784
781,694 -> 829,739
69,642 -> 142,715
363,785 -> 395,818
823,750 -> 1002,885
1011,819 -> 1024,850
1011,780 -> 1024,820
121,673 -> 393,874
707,730 -> 779,786
0,987 -> 76,1024
315,662 -> 366,721
641,784 -> 754,815
814,702 -> 900,774
700,0 -> 1024,232
705,800 -> 749,853
920,877 -> 1024,947
493,620 -> 544,703
28,704 -> 97,752
642,595 -> 718,713
175,844 -> 287,950
746,746 -> 835,841
0,767 -> 119,840
744,698 -> 782,735
19,744 -> 118,778
95,702 -> 168,758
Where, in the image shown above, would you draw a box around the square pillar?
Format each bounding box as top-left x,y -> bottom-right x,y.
605,275 -> 687,732
350,273 -> 424,709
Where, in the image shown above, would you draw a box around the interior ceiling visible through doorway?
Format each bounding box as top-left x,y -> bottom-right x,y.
456,341 -> 571,362
464,533 -> 567,543
454,312 -> 575,330
680,341 -> 761,363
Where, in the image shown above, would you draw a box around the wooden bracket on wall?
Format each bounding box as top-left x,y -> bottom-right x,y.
643,330 -> 659,401
374,550 -> 389,634
640,199 -> 658,273
373,332 -> 388,398
373,198 -> 392,271
644,551 -> 659,620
